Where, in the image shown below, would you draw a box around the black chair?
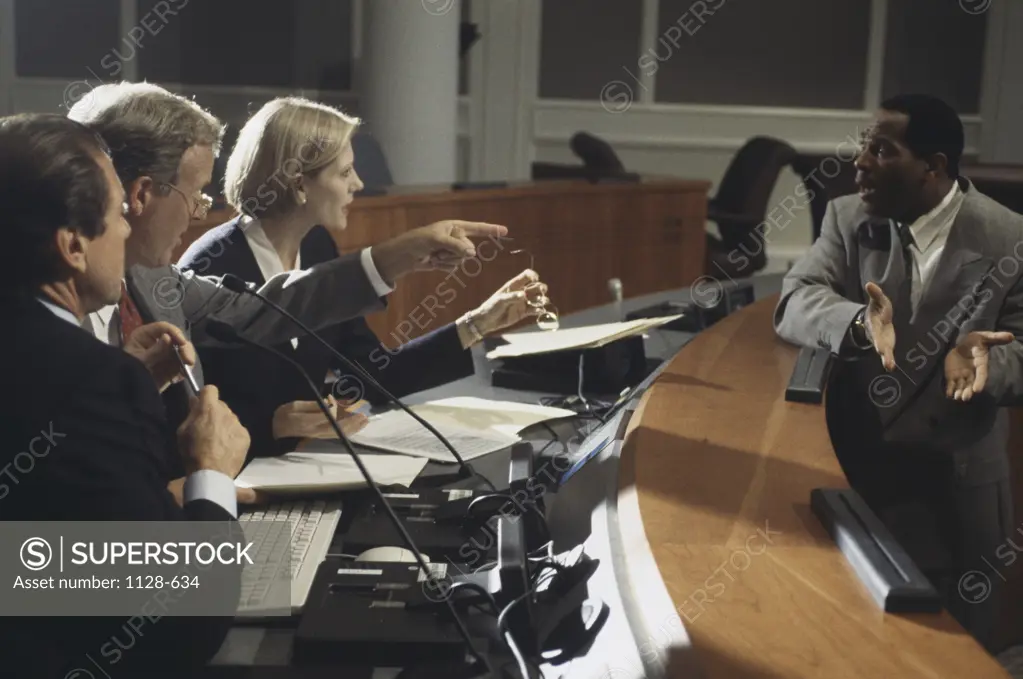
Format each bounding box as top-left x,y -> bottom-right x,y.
790,153 -> 858,243
532,131 -> 638,182
705,136 -> 797,279
351,130 -> 394,195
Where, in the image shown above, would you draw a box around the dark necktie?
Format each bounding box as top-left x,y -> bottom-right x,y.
118,281 -> 144,345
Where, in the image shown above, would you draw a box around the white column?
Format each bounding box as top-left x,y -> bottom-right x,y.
979,0 -> 1023,163
360,0 -> 460,185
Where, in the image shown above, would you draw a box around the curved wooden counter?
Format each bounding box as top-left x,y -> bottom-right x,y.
619,295 -> 1008,678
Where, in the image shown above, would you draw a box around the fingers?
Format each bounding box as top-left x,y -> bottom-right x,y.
431,234 -> 477,258
504,269 -> 540,292
340,412 -> 370,436
196,384 -> 219,408
448,221 -> 508,239
976,331 -> 1015,347
864,281 -> 885,304
171,336 -> 197,367
236,486 -> 267,505
880,349 -> 896,372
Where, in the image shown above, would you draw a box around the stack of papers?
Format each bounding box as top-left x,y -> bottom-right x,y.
234,452 -> 428,493
485,316 -> 684,359
347,397 -> 576,462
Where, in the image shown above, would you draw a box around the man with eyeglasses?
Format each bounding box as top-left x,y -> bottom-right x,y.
67,83 -> 506,492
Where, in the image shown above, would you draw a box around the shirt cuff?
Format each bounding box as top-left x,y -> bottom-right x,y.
184,470 -> 238,518
361,247 -> 394,298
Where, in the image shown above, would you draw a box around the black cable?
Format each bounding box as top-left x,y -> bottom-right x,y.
497,570 -> 559,679
219,274 -> 497,492
466,493 -> 552,547
446,582 -> 500,616
208,323 -> 490,673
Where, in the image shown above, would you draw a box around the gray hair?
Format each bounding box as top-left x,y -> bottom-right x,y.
68,81 -> 224,190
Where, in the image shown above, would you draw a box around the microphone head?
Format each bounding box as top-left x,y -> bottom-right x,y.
205,320 -> 241,343
607,278 -> 623,302
220,273 -> 250,293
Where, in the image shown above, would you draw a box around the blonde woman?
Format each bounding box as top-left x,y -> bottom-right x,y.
179,97 -> 542,457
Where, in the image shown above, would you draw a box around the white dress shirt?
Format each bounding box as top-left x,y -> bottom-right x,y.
903,182 -> 964,313
38,297 -> 237,517
82,225 -> 393,347
242,220 -> 394,349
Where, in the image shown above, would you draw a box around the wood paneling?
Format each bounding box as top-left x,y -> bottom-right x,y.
176,178 -> 709,345
622,296 -> 1008,678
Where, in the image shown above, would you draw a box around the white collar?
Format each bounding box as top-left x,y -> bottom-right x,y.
907,182 -> 961,251
37,297 -> 81,327
242,219 -> 301,281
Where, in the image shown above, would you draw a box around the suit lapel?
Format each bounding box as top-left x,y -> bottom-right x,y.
881,184 -> 994,425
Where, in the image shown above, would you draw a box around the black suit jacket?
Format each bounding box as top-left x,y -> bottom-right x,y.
177,219 -> 474,457
0,295 -> 237,677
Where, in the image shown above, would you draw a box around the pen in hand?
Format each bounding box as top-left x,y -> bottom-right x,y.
174,344 -> 200,396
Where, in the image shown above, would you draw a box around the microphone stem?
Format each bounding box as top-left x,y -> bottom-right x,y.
233,284 -> 493,491
232,334 -> 490,671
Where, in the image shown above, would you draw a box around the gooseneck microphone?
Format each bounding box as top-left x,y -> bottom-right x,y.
205,321 -> 491,675
217,273 -> 493,491
607,278 -> 623,321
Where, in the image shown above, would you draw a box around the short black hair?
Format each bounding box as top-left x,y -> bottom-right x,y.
0,113 -> 111,292
880,94 -> 964,179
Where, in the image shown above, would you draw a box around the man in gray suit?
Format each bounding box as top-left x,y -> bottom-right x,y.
67,83 -> 504,434
775,94 -> 1023,651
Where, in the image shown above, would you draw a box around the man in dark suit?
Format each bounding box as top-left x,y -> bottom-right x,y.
179,220 -> 478,456
0,115 -> 249,675
774,94 -> 1023,651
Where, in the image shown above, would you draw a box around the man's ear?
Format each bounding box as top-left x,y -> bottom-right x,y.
125,176 -> 156,216
926,153 -> 950,178
54,227 -> 88,275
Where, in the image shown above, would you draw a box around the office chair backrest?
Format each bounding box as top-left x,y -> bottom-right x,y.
351,130 -> 394,192
570,132 -> 626,174
715,137 -> 797,218
790,153 -> 858,241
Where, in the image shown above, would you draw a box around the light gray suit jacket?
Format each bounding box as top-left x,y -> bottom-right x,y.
125,251 -> 385,389
774,178 -> 1023,483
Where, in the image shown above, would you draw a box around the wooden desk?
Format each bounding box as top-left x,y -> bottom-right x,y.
177,178 -> 710,344
619,295 -> 1007,678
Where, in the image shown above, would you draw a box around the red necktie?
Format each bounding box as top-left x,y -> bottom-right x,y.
118,281 -> 144,344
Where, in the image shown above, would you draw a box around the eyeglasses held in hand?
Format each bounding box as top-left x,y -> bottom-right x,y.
512,248 -> 559,331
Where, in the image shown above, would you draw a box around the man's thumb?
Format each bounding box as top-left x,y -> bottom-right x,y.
977,331 -> 1015,346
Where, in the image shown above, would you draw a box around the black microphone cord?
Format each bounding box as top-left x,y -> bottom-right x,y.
219,273 -> 496,492
207,322 -> 491,673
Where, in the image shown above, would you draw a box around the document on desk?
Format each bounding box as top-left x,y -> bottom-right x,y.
346,398 -> 575,462
234,452 -> 428,493
485,315 -> 684,359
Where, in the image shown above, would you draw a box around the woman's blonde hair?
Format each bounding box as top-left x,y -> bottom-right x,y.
224,97 -> 360,219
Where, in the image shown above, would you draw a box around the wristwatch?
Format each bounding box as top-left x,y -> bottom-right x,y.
849,308 -> 873,350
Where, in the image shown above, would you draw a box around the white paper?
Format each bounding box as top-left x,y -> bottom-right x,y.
406,397 -> 576,438
486,315 -> 684,359
349,409 -> 519,462
234,452 -> 428,493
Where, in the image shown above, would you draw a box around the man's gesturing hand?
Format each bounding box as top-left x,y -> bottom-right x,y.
177,385 -> 250,479
370,220 -> 509,284
944,330 -> 1015,401
864,282 -> 896,371
124,321 -> 196,393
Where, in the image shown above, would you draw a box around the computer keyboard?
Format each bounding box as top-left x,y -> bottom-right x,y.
236,498 -> 342,617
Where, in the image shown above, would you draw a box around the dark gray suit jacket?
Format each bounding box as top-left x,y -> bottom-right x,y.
125,251 -> 385,388
124,251 -> 385,456
774,178 -> 1023,484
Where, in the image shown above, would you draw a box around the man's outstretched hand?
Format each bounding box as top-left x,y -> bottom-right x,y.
864,281 -> 896,371
370,220 -> 509,284
944,330 -> 1015,401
